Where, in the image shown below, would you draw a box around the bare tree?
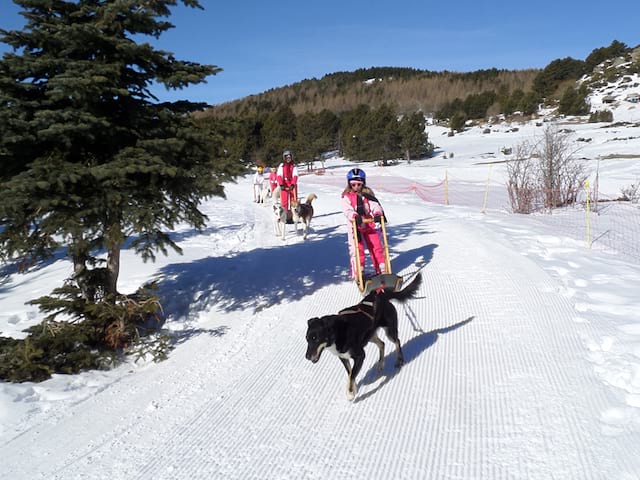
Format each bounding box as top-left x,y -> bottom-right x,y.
506,125 -> 589,214
506,141 -> 539,213
537,125 -> 587,210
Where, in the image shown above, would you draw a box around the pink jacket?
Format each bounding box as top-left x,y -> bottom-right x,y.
268,171 -> 278,189
341,191 -> 383,223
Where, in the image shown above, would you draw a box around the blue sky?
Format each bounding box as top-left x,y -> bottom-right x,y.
1,1 -> 639,105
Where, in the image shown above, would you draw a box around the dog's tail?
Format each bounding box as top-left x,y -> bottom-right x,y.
305,193 -> 317,204
384,272 -> 422,303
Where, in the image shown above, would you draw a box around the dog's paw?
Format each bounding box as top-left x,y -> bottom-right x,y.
346,382 -> 357,401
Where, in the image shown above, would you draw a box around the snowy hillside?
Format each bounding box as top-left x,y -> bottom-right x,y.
585,70 -> 640,123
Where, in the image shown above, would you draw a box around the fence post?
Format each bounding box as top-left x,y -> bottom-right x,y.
585,180 -> 591,249
445,169 -> 449,205
481,165 -> 492,213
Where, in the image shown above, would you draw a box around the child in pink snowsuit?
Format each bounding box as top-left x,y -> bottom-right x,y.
341,168 -> 386,279
268,168 -> 278,197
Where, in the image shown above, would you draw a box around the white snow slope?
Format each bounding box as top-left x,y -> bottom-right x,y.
1,99 -> 640,479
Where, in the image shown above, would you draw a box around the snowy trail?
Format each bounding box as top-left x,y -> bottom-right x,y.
1,174 -> 638,479
137,219 -> 623,480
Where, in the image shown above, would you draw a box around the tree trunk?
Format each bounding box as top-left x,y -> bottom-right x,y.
106,241 -> 120,299
105,219 -> 123,300
70,235 -> 95,301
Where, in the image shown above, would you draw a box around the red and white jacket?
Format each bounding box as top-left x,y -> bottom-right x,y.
276,162 -> 298,189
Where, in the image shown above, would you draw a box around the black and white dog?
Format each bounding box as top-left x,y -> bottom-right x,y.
305,273 -> 422,401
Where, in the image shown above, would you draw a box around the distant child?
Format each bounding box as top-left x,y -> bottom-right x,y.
253,166 -> 265,203
268,167 -> 278,198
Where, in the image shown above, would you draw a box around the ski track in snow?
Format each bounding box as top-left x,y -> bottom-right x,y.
1,174 -> 639,479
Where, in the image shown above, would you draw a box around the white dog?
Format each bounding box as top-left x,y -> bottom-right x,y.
271,185 -> 281,205
273,203 -> 288,240
260,184 -> 271,204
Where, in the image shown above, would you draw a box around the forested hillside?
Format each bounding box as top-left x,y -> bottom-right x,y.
199,40 -> 638,121
194,41 -> 639,167
202,67 -> 540,117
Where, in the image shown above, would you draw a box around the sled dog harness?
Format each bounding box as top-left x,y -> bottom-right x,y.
338,300 -> 374,320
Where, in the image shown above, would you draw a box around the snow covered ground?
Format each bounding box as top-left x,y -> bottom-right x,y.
1,92 -> 640,478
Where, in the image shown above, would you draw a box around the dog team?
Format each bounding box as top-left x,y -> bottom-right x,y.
253,149 -> 422,402
253,150 -> 317,241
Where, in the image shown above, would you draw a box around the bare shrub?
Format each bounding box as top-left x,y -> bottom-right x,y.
506,125 -> 589,213
506,141 -> 539,213
620,182 -> 640,203
537,125 -> 588,210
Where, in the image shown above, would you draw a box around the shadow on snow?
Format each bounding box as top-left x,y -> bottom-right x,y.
155,217 -> 438,323
355,316 -> 475,403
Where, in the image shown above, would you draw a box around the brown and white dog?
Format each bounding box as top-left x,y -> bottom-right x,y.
305,273 -> 422,401
292,193 -> 317,240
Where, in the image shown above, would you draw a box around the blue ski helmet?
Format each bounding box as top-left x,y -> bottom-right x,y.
347,168 -> 366,184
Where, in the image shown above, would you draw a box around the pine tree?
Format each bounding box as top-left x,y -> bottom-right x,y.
0,0 -> 241,304
585,40 -> 629,71
558,86 -> 590,116
532,57 -> 587,98
398,112 -> 432,162
261,105 -> 297,165
373,104 -> 401,162
294,109 -> 339,164
339,104 -> 371,160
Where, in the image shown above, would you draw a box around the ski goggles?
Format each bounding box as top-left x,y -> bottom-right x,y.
349,180 -> 364,187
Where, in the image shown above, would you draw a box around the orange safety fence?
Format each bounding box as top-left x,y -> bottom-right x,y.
301,169 -> 640,263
